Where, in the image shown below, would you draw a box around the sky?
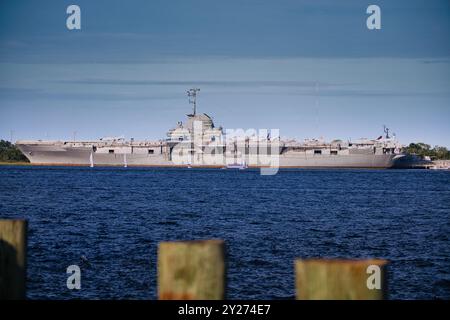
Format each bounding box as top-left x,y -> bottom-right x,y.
0,0 -> 449,147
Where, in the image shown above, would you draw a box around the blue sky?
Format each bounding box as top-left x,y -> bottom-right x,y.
0,0 -> 449,146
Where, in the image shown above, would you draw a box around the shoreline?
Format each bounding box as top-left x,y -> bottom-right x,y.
0,161 -> 31,166
1,159 -> 449,169
0,161 -> 445,170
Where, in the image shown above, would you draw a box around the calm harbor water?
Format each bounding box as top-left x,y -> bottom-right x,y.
0,166 -> 449,299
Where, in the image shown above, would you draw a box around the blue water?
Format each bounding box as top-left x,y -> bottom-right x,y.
0,166 -> 449,299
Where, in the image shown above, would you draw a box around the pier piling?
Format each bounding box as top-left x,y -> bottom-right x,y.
157,239 -> 226,300
295,258 -> 388,300
0,219 -> 27,300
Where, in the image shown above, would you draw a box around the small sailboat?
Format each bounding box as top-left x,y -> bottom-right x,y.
225,161 -> 248,170
124,153 -> 128,168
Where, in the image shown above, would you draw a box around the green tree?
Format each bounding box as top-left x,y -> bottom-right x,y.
0,140 -> 29,162
404,142 -> 450,160
433,146 -> 450,160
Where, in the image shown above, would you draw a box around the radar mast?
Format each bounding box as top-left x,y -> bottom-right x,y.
383,125 -> 390,139
187,88 -> 200,116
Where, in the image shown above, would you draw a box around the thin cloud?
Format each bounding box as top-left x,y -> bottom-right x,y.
59,79 -> 341,88
0,87 -> 181,102
421,59 -> 450,64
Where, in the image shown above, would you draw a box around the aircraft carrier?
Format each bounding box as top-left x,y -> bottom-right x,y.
16,89 -> 406,169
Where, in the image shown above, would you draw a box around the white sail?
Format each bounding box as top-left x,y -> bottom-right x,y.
89,151 -> 94,168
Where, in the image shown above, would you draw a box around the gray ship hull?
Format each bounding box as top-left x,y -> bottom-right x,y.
279,153 -> 399,168
16,88 -> 406,169
17,143 -> 400,168
16,143 -> 170,166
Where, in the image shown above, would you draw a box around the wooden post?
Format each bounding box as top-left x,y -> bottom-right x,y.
158,239 -> 226,300
0,219 -> 27,300
295,258 -> 388,300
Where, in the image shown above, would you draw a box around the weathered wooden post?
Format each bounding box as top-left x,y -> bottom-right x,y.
0,219 -> 27,300
295,258 -> 388,300
158,239 -> 226,300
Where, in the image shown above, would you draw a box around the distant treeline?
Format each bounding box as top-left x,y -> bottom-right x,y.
0,140 -> 29,162
404,143 -> 450,160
